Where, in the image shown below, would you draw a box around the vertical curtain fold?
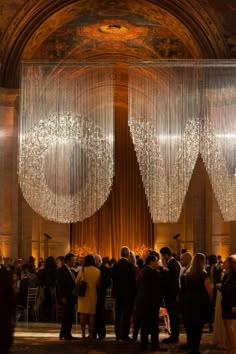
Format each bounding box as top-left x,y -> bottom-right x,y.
72,80 -> 153,260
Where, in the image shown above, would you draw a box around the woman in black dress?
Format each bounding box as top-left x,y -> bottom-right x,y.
221,254 -> 236,354
182,253 -> 212,354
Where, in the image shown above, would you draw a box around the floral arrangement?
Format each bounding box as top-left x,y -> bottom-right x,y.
133,244 -> 149,259
71,245 -> 93,257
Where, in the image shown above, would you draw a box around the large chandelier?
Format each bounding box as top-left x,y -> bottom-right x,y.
19,63 -> 114,223
129,60 -> 236,222
200,64 -> 236,221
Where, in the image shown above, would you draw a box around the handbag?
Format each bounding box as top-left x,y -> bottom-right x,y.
72,269 -> 87,297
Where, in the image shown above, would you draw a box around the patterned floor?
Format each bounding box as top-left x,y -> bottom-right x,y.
10,323 -> 226,354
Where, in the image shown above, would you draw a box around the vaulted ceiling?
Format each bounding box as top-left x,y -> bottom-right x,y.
0,0 -> 235,87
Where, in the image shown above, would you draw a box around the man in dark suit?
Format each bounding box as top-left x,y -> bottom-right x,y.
56,252 -> 77,340
135,254 -> 166,352
112,246 -> 136,341
160,247 -> 180,344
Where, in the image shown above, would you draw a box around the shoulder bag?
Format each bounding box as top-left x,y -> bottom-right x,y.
72,269 -> 87,297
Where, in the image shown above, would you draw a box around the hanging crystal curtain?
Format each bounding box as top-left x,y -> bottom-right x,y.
129,60 -> 236,223
128,61 -> 201,222
201,62 -> 236,221
19,62 -> 114,223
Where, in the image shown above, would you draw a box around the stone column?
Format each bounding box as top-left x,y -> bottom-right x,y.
0,88 -> 19,259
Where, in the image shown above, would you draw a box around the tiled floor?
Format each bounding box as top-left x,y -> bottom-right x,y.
10,322 -> 226,354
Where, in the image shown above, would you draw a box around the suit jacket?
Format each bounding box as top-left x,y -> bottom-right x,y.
56,265 -> 76,304
135,265 -> 163,312
98,264 -> 111,296
164,258 -> 180,299
221,271 -> 236,317
206,264 -> 222,289
111,258 -> 136,302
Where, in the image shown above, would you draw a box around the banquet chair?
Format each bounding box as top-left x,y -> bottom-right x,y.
25,287 -> 39,322
105,287 -> 115,323
50,286 -> 61,322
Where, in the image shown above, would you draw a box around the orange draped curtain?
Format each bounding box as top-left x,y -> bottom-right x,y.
72,83 -> 153,260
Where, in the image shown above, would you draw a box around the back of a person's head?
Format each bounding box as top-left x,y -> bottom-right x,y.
83,254 -> 95,267
120,246 -> 130,258
188,253 -> 206,278
28,256 -> 35,264
45,256 -> 56,269
145,254 -> 157,265
208,254 -> 217,266
226,254 -> 236,272
180,252 -> 192,266
93,254 -> 102,267
137,258 -> 144,269
65,253 -> 75,264
160,247 -> 171,257
148,250 -> 160,260
102,258 -> 110,267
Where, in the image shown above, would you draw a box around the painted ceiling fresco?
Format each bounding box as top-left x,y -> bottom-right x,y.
0,0 -> 236,66
21,0 -> 198,60
0,0 -> 27,40
212,0 -> 236,57
32,14 -> 190,60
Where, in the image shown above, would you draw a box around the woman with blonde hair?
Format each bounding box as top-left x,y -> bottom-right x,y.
182,253 -> 212,354
129,251 -> 140,281
76,254 -> 100,340
221,254 -> 236,354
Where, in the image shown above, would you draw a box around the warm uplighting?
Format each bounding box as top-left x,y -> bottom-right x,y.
71,245 -> 93,257
99,24 -> 128,34
133,244 -> 149,259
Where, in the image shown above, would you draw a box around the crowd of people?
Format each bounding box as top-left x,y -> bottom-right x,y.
0,247 -> 236,354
